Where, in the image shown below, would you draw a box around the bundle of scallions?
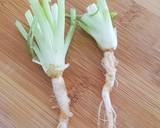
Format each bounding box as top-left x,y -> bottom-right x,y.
15,0 -> 118,128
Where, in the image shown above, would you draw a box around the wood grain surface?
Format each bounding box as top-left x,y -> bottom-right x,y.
0,0 -> 160,128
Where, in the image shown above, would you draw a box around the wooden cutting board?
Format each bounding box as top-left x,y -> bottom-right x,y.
0,0 -> 160,128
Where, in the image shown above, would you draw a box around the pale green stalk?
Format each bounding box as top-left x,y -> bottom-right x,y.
77,0 -> 117,51
16,0 -> 76,76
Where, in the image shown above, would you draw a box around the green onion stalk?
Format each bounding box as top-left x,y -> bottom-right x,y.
77,0 -> 118,128
16,0 -> 76,127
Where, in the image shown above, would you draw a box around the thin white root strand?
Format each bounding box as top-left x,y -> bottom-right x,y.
50,95 -> 56,98
115,79 -> 119,87
51,76 -> 73,128
102,91 -> 117,128
97,100 -> 103,128
103,108 -> 106,127
97,51 -> 117,128
51,105 -> 59,109
97,100 -> 117,128
57,118 -> 68,128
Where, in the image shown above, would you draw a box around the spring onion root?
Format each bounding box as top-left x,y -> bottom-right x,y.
101,51 -> 118,128
52,76 -> 73,128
